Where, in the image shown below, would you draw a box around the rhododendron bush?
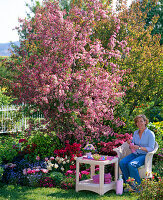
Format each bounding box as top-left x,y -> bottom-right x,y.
98,132 -> 133,155
7,0 -> 129,143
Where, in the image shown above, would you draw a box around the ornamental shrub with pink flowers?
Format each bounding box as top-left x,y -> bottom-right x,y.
5,0 -> 130,144
98,132 -> 133,155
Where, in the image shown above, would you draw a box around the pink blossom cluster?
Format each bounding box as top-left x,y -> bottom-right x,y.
19,139 -> 28,143
54,142 -> 82,161
99,132 -> 132,155
23,167 -> 49,175
10,0 -> 129,142
65,169 -> 90,180
39,177 -> 55,188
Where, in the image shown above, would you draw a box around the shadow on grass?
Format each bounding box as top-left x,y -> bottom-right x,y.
47,189 -> 130,199
0,184 -> 34,200
47,189 -> 100,199
0,185 -> 136,200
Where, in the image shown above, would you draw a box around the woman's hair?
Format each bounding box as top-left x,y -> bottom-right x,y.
134,114 -> 149,126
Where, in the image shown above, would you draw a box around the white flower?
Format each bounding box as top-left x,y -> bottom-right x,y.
63,161 -> 66,165
74,156 -> 77,160
61,166 -> 64,171
54,163 -> 59,169
66,160 -> 70,163
55,156 -> 60,161
47,166 -> 52,171
23,169 -> 27,175
58,158 -> 63,164
50,157 -> 55,160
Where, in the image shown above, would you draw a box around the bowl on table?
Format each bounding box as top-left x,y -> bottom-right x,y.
92,154 -> 101,160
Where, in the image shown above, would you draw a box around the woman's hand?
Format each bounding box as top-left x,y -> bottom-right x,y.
132,145 -> 139,150
127,140 -> 131,144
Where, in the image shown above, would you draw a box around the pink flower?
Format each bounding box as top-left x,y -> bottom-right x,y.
27,170 -> 33,174
36,156 -> 40,161
95,167 -> 99,172
9,164 -> 16,168
45,157 -> 48,161
41,169 -> 49,173
81,170 -> 90,175
23,169 -> 27,175
65,170 -> 73,175
35,169 -> 40,172
50,157 -> 55,160
19,139 -> 28,143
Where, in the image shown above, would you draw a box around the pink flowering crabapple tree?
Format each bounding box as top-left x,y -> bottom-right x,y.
8,0 -> 129,143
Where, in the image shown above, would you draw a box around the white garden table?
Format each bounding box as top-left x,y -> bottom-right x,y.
76,156 -> 118,195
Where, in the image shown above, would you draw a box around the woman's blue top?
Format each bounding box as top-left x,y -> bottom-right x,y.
132,128 -> 155,155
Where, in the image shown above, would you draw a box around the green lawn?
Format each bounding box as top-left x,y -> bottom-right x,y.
0,185 -> 138,200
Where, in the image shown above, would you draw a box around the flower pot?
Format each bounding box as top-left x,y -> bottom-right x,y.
86,152 -> 92,157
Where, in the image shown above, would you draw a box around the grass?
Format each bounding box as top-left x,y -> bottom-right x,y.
0,185 -> 138,200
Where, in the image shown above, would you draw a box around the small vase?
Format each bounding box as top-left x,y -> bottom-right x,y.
86,152 -> 92,157
116,175 -> 123,195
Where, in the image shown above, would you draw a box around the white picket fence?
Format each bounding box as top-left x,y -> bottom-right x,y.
0,104 -> 44,133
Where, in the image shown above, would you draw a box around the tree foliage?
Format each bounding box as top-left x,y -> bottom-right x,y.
143,0 -> 163,45
116,0 -> 163,117
4,0 -> 129,143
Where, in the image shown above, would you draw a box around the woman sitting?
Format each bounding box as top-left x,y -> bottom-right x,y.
119,114 -> 155,188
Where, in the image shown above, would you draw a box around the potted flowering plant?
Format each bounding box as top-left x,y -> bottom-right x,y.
83,143 -> 96,156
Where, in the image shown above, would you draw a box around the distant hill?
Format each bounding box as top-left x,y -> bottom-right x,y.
0,42 -> 20,56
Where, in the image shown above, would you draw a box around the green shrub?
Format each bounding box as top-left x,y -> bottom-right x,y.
144,103 -> 163,122
153,158 -> 163,178
60,175 -> 76,189
0,88 -> 13,106
0,166 -> 4,180
147,121 -> 163,152
49,171 -> 64,186
25,130 -> 62,162
0,136 -> 19,163
138,174 -> 163,200
125,174 -> 163,200
153,147 -> 163,177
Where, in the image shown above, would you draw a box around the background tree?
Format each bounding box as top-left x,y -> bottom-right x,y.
143,0 -> 163,45
0,56 -> 17,105
114,0 -> 163,124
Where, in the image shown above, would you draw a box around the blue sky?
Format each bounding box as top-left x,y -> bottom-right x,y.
0,0 -> 132,44
0,0 -> 43,43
